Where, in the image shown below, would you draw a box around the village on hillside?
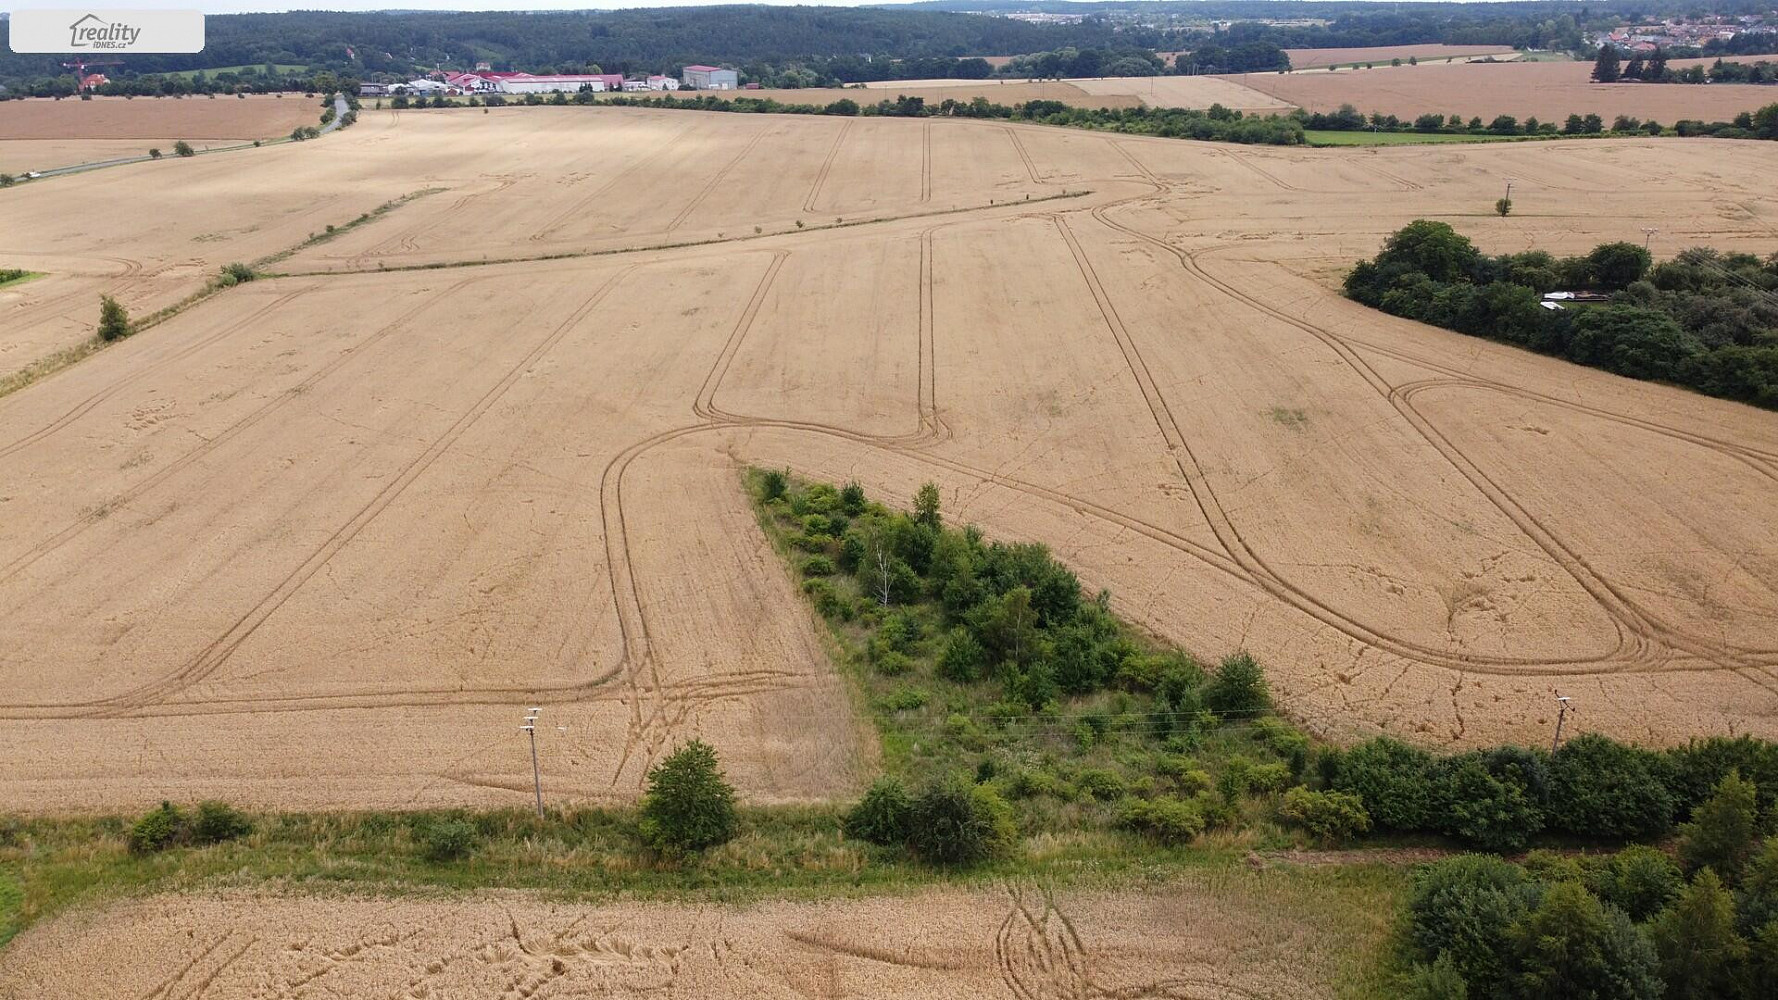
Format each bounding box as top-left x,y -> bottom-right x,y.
361,61 -> 739,98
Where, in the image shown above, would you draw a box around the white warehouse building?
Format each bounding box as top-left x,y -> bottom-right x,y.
681,65 -> 738,90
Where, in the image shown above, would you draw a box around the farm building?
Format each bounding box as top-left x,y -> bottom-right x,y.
682,65 -> 739,90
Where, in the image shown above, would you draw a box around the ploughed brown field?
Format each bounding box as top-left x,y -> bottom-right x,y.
1225,58 -> 1778,122
0,879 -> 1374,999
1,104 -> 1776,814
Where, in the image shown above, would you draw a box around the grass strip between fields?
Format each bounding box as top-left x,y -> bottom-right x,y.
265,188 -> 1092,278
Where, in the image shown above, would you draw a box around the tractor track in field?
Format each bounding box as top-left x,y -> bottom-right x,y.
0,278 -> 480,599
1054,211 -> 1651,674
666,125 -> 772,233
0,290 -> 304,460
1090,202 -> 1778,672
801,119 -> 852,215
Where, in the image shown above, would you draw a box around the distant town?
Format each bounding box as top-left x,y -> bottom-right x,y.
361,62 -> 739,99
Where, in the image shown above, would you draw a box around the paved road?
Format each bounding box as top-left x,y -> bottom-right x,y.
17,93 -> 349,181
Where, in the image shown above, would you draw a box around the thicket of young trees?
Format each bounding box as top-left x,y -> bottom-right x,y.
1403,772 -> 1778,1000
1345,221 -> 1778,408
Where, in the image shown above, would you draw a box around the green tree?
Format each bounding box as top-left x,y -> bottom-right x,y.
1740,837 -> 1778,934
1495,197 -> 1512,217
97,294 -> 131,342
639,739 -> 738,854
1508,880 -> 1661,1000
1679,770 -> 1761,880
1376,219 -> 1482,283
1204,651 -> 1269,719
173,139 -> 195,157
913,481 -> 941,529
1406,855 -> 1535,997
1593,44 -> 1622,83
1652,869 -> 1748,999
1587,242 -> 1653,290
1591,845 -> 1682,922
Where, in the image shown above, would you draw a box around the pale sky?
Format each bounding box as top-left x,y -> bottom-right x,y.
4,0 -> 1502,12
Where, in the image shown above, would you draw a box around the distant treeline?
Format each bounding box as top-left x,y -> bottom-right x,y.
1346,221 -> 1778,409
1593,47 -> 1778,85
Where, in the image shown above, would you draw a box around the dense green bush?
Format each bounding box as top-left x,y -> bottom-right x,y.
417,818 -> 476,862
1433,755 -> 1542,853
907,780 -> 1014,865
1549,734 -> 1676,841
843,776 -> 912,846
173,139 -> 195,157
1278,786 -> 1370,843
639,739 -> 738,854
1332,737 -> 1435,831
1116,794 -> 1207,844
191,801 -> 253,845
128,802 -> 185,854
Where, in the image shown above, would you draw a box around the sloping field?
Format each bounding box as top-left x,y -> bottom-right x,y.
0,139 -> 188,174
1226,59 -> 1778,122
733,80 -> 1142,110
1283,44 -> 1519,69
0,880 -> 1369,999
0,94 -> 319,140
1071,75 -> 1294,111
838,75 -> 1291,113
1,106 -> 1776,812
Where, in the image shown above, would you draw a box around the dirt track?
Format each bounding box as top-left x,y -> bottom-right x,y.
0,882 -> 1360,999
0,105 -> 1776,812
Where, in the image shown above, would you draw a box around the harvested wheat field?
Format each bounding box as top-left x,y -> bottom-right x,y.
0,879 -> 1377,999
1282,44 -> 1520,69
0,138 -> 217,174
727,80 -> 1143,110
1,103 -> 1777,813
1226,59 -> 1778,122
0,94 -> 320,140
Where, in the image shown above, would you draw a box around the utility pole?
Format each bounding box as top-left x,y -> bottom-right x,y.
1504,178 -> 1514,204
1642,226 -> 1658,250
521,706 -> 543,818
1551,695 -> 1572,754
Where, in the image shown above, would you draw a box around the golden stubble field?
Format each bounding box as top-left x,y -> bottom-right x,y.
1225,58 -> 1778,122
0,879 -> 1367,999
0,105 -> 1776,814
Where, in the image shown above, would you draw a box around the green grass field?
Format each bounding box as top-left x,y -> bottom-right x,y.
1305,130 -> 1551,146
0,270 -> 45,291
159,64 -> 307,81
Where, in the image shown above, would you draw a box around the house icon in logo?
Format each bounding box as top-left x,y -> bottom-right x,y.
66,13 -> 140,49
68,13 -> 108,48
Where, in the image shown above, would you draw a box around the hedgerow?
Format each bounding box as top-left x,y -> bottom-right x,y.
1346,221 -> 1778,409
